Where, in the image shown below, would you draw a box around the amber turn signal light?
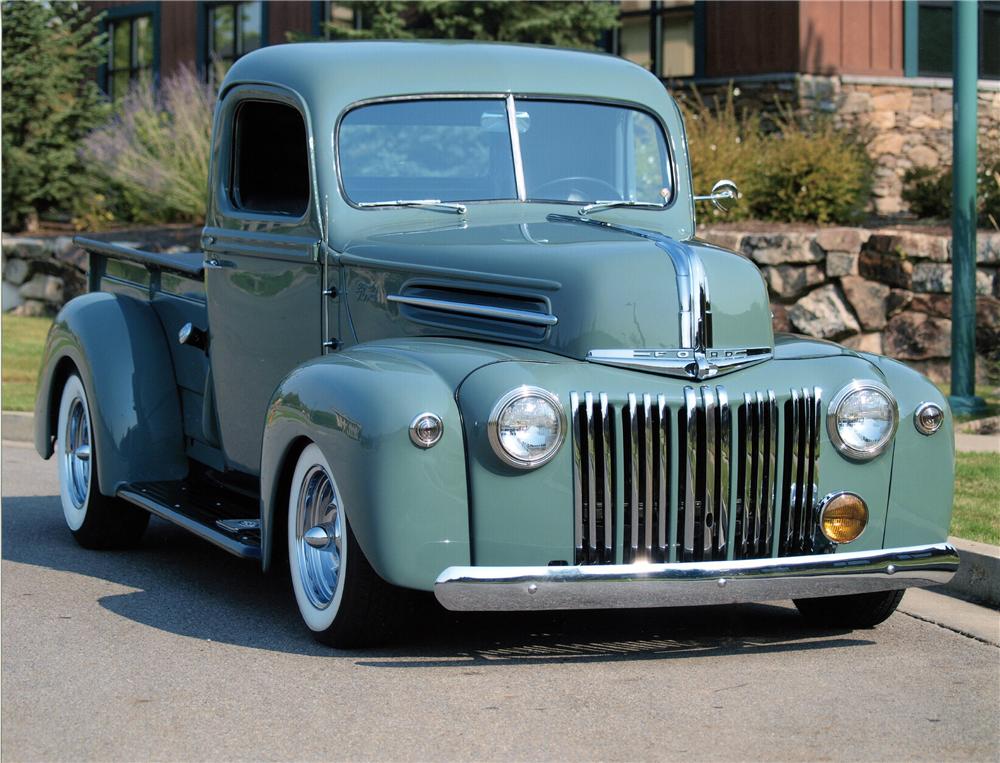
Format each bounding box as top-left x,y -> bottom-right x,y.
819,492 -> 869,544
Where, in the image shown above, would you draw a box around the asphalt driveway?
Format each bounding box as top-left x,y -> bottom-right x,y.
2,440 -> 997,762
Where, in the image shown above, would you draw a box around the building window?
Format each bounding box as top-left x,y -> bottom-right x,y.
315,1 -> 358,38
909,1 -> 999,79
105,13 -> 154,100
610,1 -> 696,79
205,1 -> 264,82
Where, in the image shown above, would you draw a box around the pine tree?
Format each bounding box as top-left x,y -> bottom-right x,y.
2,1 -> 109,231
326,1 -> 619,50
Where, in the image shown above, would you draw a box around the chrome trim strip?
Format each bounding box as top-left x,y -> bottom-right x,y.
586,392 -> 597,558
601,393 -> 614,559
657,393 -> 668,559
388,294 -> 558,326
717,387 -> 730,559
643,393 -> 654,559
806,386 -> 822,546
741,392 -> 753,558
796,389 -> 809,547
682,386 -> 698,561
754,391 -> 765,553
434,543 -> 960,612
628,393 -> 640,558
586,347 -> 771,381
570,391 -> 583,560
787,387 -> 801,552
506,94 -> 527,201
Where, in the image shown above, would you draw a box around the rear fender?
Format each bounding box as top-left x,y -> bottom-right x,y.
34,292 -> 187,494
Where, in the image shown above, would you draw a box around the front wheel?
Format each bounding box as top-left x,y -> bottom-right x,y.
794,589 -> 905,629
56,373 -> 149,548
287,443 -> 402,648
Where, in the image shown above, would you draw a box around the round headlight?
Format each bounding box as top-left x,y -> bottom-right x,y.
488,387 -> 565,469
819,492 -> 869,544
827,381 -> 898,461
914,402 -> 944,435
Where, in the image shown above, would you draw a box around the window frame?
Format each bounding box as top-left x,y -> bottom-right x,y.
904,0 -> 1000,80
605,1 -> 703,79
99,3 -> 160,99
197,1 -> 269,83
216,85 -> 317,229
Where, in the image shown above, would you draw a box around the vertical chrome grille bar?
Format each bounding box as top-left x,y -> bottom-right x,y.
702,386 -> 716,559
628,393 -> 639,560
786,387 -> 801,553
643,393 -> 654,559
804,386 -> 821,549
600,393 -> 614,562
682,386 -> 698,562
795,388 -> 809,548
585,392 -> 597,560
716,386 -> 730,559
657,394 -> 668,560
570,391 -> 583,562
741,392 -> 752,558
753,391 -> 766,555
764,390 -> 778,555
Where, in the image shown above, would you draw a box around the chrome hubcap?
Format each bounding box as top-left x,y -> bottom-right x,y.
295,465 -> 343,610
63,397 -> 91,509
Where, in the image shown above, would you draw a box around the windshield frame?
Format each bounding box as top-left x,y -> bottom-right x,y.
334,92 -> 677,213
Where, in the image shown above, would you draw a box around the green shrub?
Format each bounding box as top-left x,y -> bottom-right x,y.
81,68 -> 215,225
679,90 -> 873,224
1,1 -> 110,231
902,142 -> 1000,228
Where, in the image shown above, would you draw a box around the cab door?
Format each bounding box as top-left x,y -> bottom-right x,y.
203,87 -> 331,475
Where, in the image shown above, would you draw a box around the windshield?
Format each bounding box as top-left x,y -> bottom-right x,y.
338,97 -> 672,207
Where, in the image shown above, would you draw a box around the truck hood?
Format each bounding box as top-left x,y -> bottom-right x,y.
339,217 -> 773,380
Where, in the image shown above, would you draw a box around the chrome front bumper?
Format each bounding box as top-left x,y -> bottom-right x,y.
433,543 -> 959,612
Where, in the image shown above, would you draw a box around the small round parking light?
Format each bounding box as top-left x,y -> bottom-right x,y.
819,492 -> 869,544
913,402 -> 944,436
409,412 -> 444,449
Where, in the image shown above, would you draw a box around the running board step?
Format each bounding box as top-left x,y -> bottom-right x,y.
118,480 -> 261,559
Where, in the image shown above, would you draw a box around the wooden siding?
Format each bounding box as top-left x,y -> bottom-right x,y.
268,1 -> 313,44
703,1 -> 799,77
799,0 -> 904,76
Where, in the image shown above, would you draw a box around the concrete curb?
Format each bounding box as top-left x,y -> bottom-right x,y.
2,411 -> 34,444
1,409 -> 996,607
941,536 -> 1000,608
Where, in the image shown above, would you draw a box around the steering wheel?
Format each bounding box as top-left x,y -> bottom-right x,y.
533,176 -> 621,202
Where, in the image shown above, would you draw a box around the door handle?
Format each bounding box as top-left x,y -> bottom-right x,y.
203,257 -> 235,269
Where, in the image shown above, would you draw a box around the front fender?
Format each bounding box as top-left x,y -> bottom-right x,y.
34,292 -> 187,494
260,344 -> 477,589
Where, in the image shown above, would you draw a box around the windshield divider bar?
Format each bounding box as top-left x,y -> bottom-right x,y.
506,94 -> 526,201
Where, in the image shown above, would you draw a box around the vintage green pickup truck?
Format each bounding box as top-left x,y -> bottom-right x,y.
35,42 -> 958,647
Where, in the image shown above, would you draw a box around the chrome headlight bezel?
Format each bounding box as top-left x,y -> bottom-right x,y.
488,386 -> 566,469
826,380 -> 899,461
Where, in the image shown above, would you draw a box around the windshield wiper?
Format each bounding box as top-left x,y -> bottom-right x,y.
578,200 -> 666,216
358,199 -> 467,215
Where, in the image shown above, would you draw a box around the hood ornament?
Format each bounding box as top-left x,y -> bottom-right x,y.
586,346 -> 772,381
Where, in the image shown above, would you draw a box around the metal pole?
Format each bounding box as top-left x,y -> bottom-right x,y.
949,0 -> 984,415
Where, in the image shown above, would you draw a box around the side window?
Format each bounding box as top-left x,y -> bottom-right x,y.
231,100 -> 310,217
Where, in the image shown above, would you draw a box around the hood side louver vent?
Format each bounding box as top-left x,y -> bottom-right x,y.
389,283 -> 557,342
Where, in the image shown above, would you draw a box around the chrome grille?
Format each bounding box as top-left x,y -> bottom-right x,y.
570,385 -> 822,564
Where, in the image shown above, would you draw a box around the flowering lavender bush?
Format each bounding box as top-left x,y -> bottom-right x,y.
82,67 -> 214,224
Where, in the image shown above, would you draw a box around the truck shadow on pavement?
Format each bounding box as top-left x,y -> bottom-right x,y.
3,494 -> 876,663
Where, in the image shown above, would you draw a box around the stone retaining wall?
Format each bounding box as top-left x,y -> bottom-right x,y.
3,225 -> 998,384
701,224 -> 1000,383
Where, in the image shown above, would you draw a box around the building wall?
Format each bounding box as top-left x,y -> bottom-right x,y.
703,1 -> 799,77
798,0 -> 904,76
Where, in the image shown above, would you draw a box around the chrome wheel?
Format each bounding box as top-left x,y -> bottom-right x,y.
294,464 -> 343,610
62,396 -> 92,509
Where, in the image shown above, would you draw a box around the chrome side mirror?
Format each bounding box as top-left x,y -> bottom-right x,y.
694,179 -> 740,213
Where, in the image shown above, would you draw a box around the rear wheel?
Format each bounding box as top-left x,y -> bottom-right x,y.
794,589 -> 905,629
287,443 -> 402,648
56,373 -> 149,548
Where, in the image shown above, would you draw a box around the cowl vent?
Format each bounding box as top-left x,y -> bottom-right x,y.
388,283 -> 557,342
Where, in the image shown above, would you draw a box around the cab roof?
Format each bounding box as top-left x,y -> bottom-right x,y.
222,40 -> 674,114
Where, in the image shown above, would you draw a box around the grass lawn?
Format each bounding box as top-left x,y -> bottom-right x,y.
2,314 -> 51,412
952,451 -> 1000,546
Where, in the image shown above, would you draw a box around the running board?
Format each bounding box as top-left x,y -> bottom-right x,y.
118,480 -> 261,560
